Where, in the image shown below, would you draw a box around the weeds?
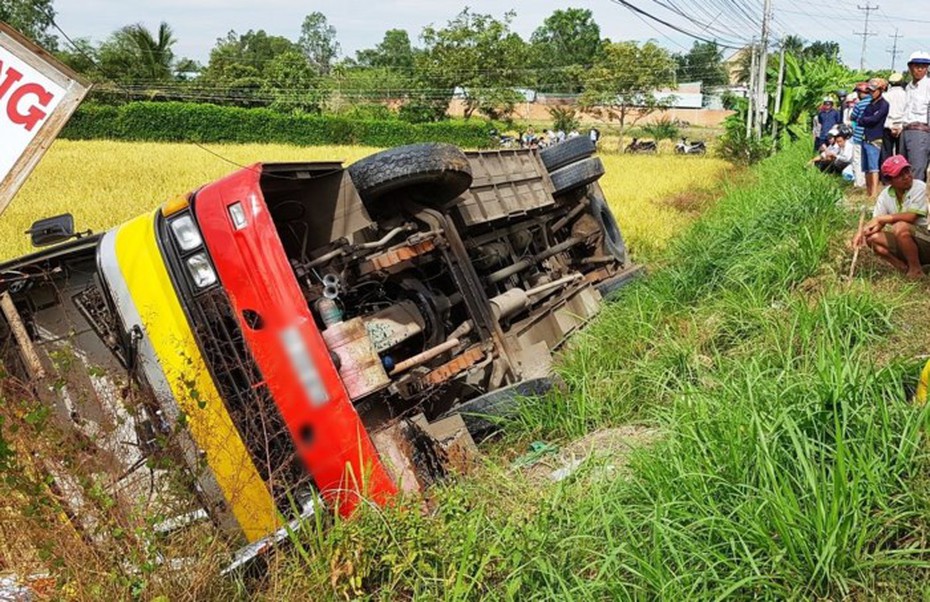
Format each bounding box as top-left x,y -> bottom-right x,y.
249,142 -> 930,600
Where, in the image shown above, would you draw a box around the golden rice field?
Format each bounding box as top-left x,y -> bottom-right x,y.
0,140 -> 732,261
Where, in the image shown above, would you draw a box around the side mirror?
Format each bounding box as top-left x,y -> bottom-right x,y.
27,214 -> 76,248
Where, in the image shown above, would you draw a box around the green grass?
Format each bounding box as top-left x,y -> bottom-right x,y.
7,141 -> 930,599
239,143 -> 930,600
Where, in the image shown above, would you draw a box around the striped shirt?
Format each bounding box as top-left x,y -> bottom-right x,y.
851,97 -> 872,143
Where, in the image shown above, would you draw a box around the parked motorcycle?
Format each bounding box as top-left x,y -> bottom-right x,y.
625,138 -> 658,154
675,138 -> 707,155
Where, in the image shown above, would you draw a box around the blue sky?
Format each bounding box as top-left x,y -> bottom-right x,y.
53,0 -> 921,70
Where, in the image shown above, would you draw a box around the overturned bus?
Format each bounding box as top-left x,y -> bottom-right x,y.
0,139 -> 638,564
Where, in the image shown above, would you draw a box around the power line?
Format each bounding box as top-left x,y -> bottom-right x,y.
608,0 -> 747,49
888,28 -> 903,71
855,4 -> 879,71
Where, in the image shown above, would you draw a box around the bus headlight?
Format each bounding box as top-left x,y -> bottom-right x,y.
170,215 -> 203,251
186,253 -> 217,288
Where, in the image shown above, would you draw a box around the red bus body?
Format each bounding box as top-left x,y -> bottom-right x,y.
194,166 -> 397,515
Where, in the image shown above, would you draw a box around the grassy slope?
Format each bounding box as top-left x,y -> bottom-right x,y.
252,143 -> 930,601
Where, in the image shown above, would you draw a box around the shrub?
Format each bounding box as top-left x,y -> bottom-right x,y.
548,106 -> 581,133
61,101 -> 496,148
641,115 -> 680,141
716,114 -> 773,165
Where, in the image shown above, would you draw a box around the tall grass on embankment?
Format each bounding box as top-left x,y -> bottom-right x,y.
253,142 -> 930,600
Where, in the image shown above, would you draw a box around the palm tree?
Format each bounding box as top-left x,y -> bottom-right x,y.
100,22 -> 177,82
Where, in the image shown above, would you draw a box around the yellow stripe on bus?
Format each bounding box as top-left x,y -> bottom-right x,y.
114,213 -> 279,542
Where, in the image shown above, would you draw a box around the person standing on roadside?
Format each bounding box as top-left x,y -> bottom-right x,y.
850,82 -> 872,188
843,92 -> 858,126
816,97 -> 842,153
883,72 -> 907,163
901,51 -> 930,181
858,78 -> 891,198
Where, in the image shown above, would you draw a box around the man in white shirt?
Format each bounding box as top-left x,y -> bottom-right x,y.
810,130 -> 853,173
900,51 -> 930,182
853,155 -> 930,279
883,72 -> 908,162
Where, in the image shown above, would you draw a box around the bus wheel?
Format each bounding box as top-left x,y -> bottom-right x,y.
349,143 -> 473,208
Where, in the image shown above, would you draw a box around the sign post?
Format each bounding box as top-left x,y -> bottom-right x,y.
0,22 -> 89,219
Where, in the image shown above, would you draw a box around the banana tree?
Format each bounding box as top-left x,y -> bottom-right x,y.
769,53 -> 859,140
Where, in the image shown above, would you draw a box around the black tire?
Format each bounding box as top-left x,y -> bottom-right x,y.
539,136 -> 596,172
595,265 -> 645,299
549,157 -> 605,196
441,377 -> 555,439
348,143 -> 473,207
589,195 -> 627,265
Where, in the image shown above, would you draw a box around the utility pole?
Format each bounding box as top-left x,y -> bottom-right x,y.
888,28 -> 904,71
772,39 -> 786,144
756,0 -> 773,138
855,4 -> 879,71
747,40 -> 757,138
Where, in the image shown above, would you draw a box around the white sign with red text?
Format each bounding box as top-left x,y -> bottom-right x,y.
0,22 -> 89,218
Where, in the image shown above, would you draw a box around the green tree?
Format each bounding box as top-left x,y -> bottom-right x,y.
198,30 -> 299,106
261,50 -> 323,113
674,41 -> 727,90
769,54 -> 856,139
418,9 -> 529,120
0,0 -> 57,49
98,22 -> 177,82
202,30 -> 299,82
580,41 -> 677,144
355,29 -> 415,70
329,64 -> 411,104
529,8 -> 602,93
802,40 -> 841,62
56,37 -> 98,76
299,12 -> 340,75
782,35 -> 806,57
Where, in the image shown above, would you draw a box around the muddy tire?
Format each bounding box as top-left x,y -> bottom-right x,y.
596,266 -> 644,299
443,377 -> 555,439
589,195 -> 627,265
539,136 -> 596,172
348,143 -> 473,207
550,157 -> 605,196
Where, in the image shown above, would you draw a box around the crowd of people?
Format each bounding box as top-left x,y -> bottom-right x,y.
498,127 -> 601,149
837,51 -> 930,279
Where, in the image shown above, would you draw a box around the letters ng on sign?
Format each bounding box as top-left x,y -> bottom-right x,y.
0,22 -> 89,218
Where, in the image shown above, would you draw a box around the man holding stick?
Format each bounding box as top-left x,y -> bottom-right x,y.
853,155 -> 930,279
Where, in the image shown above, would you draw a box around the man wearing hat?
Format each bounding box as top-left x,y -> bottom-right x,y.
883,72 -> 907,163
816,96 -> 842,153
858,78 -> 890,197
850,82 -> 873,188
853,155 -> 930,279
901,51 -> 930,181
